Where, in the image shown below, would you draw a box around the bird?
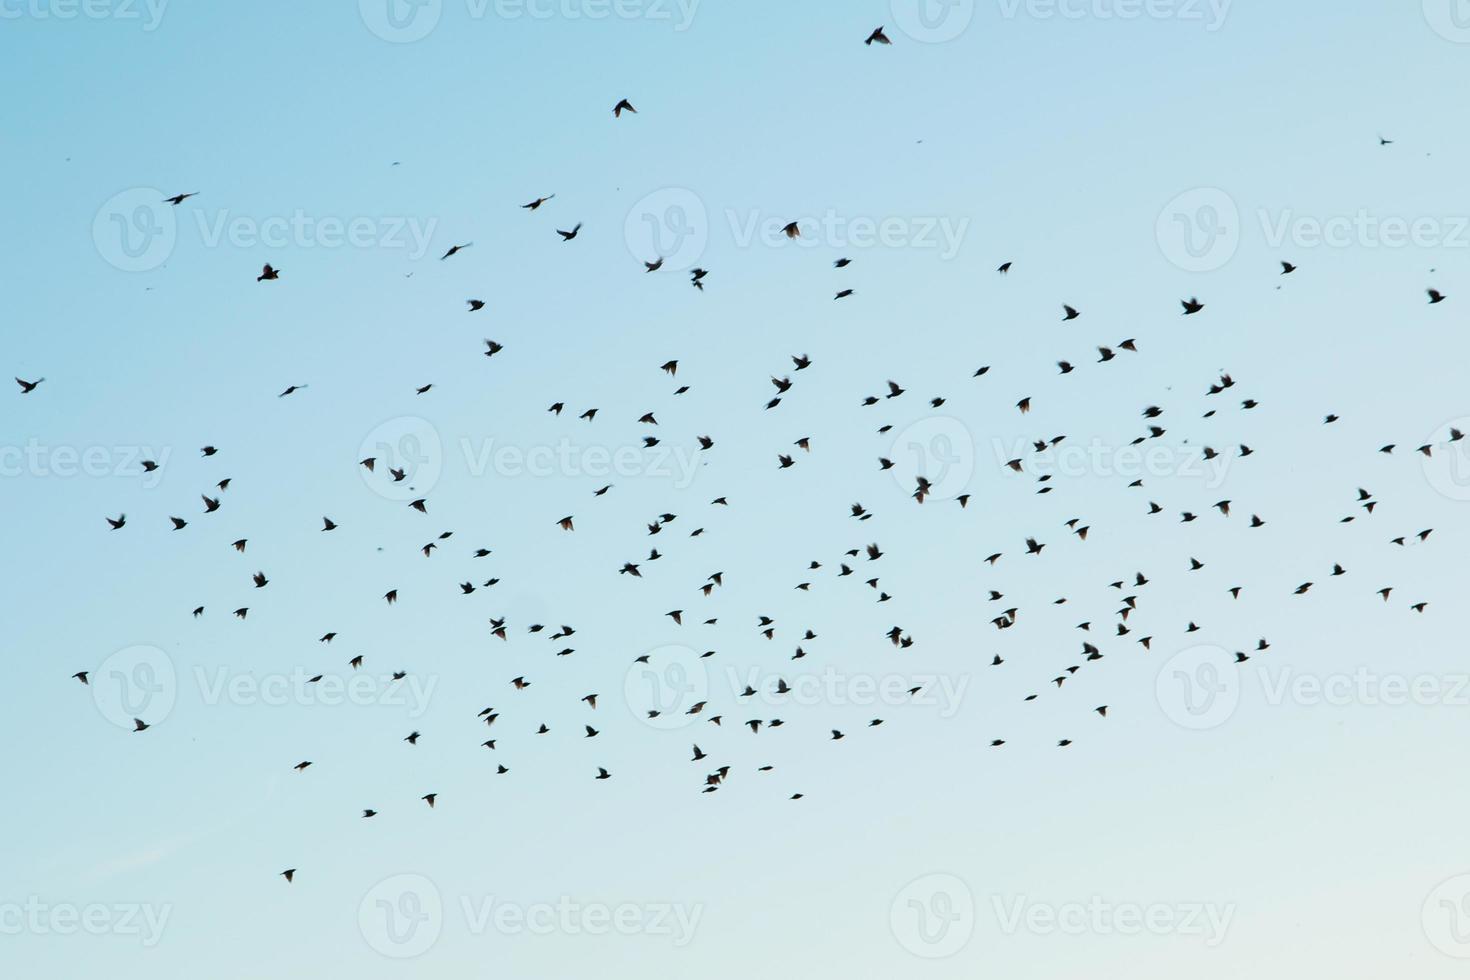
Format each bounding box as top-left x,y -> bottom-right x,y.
20,43 -> 1462,891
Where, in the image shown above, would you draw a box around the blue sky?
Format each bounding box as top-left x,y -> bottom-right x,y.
7,2 -> 1470,977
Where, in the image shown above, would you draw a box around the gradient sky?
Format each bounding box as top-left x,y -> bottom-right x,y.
7,2 -> 1470,978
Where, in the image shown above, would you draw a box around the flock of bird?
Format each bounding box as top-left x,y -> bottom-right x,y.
20,27 -> 1457,891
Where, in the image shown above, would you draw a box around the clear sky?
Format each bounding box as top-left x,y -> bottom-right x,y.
6,2 -> 1470,977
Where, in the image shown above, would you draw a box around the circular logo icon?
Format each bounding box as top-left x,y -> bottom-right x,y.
1424,0 -> 1470,43
1155,644 -> 1240,730
92,644 -> 177,730
1156,187 -> 1240,273
890,0 -> 976,43
359,874 -> 443,958
1424,874 -> 1470,957
359,0 -> 442,42
889,416 -> 975,501
625,188 -> 708,272
93,188 -> 176,273
1421,417 -> 1470,501
890,873 -> 975,958
358,417 -> 444,501
623,644 -> 709,730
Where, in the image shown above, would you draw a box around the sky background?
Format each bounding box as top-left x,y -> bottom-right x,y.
7,1 -> 1470,977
